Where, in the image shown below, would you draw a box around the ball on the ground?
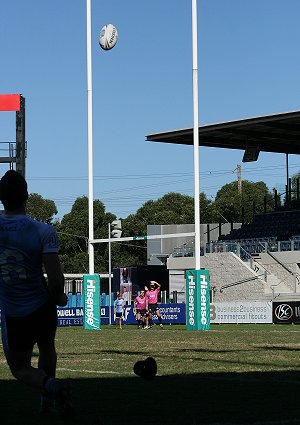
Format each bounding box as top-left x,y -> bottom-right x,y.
133,357 -> 157,380
99,24 -> 118,50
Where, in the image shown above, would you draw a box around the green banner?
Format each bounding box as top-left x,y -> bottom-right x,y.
186,269 -> 210,331
83,274 -> 100,330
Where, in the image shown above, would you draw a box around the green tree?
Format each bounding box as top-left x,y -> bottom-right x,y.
57,196 -> 116,274
26,193 -> 58,224
213,180 -> 273,223
119,192 -> 213,266
291,172 -> 300,199
123,192 -> 212,234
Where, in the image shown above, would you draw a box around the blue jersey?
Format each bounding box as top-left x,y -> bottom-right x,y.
0,214 -> 59,317
114,298 -> 125,313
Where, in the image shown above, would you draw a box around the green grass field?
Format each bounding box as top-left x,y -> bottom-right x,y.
1,324 -> 300,425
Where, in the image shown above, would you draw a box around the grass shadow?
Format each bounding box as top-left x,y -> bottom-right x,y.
1,371 -> 300,425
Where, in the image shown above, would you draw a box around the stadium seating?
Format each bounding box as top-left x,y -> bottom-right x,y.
219,210 -> 300,242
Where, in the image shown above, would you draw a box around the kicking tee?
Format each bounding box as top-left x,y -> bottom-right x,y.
0,214 -> 59,317
134,295 -> 146,310
145,288 -> 160,305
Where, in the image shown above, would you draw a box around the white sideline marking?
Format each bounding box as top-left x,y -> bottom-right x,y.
57,367 -> 127,375
209,421 -> 299,425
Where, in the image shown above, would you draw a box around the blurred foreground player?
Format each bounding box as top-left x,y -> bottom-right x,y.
0,170 -> 73,417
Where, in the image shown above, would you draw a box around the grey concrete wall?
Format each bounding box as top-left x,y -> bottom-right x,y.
168,252 -> 266,302
256,252 -> 300,293
147,222 -> 242,265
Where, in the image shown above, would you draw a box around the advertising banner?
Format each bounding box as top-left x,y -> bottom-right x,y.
109,303 -> 186,326
56,302 -> 273,327
186,269 -> 210,331
273,302 -> 300,324
57,307 -> 108,327
83,274 -> 101,330
210,302 -> 272,324
57,304 -> 185,327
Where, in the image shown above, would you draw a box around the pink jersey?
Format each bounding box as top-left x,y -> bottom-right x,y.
146,288 -> 160,304
135,295 -> 147,310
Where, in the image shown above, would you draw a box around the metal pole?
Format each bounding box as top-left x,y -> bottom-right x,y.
192,0 -> 201,269
86,0 -> 95,274
108,223 -> 112,325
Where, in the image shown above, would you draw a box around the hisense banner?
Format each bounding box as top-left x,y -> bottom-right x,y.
83,274 -> 100,330
185,269 -> 210,331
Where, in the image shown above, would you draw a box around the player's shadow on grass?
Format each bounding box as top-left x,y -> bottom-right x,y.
261,345 -> 300,352
1,371 -> 300,425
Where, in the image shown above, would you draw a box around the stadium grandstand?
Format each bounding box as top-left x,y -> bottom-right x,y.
147,111 -> 300,303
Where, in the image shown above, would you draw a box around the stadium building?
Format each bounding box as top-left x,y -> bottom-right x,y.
146,111 -> 300,305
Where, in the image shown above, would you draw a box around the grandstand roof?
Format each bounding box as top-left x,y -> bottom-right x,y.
146,110 -> 300,157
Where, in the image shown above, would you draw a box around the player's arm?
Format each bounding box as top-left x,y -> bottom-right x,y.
150,280 -> 161,288
43,253 -> 67,306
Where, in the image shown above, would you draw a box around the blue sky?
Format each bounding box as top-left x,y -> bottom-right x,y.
1,0 -> 300,219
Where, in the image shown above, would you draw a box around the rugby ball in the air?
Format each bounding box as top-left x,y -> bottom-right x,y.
99,24 -> 118,50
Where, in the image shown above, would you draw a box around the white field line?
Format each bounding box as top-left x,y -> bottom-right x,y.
57,367 -> 128,375
208,421 -> 299,425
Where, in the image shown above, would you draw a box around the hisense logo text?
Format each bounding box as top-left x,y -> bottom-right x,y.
200,275 -> 208,325
86,280 -> 96,326
188,276 -> 195,326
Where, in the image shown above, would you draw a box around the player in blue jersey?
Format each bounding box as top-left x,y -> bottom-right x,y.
0,170 -> 72,417
114,293 -> 125,329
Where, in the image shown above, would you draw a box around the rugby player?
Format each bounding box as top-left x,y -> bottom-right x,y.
145,280 -> 163,328
0,170 -> 72,416
134,289 -> 148,329
114,292 -> 125,329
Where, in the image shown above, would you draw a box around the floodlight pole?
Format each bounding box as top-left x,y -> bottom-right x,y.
192,0 -> 201,269
108,223 -> 112,325
86,0 -> 95,274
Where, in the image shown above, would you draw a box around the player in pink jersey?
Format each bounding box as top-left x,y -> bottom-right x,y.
134,290 -> 148,329
145,281 -> 163,328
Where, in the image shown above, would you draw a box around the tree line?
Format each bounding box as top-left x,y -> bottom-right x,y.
26,177 -> 294,274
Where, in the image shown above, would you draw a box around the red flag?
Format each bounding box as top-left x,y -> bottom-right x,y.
0,94 -> 21,111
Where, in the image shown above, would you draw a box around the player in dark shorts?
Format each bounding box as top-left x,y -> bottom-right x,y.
134,289 -> 148,329
114,293 -> 125,329
145,281 -> 163,328
0,170 -> 72,417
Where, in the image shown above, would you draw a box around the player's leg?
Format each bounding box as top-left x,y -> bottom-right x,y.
37,336 -> 57,413
141,313 -> 146,328
36,301 -> 58,378
36,302 -> 73,416
148,310 -> 153,328
38,338 -> 57,377
156,307 -> 163,328
145,311 -> 149,328
1,311 -> 48,388
137,311 -> 141,328
5,347 -> 48,388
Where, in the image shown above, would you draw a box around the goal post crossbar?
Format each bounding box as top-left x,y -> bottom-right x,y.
90,232 -> 196,244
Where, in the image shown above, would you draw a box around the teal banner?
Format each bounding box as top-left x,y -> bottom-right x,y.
83,274 -> 100,330
186,269 -> 210,331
